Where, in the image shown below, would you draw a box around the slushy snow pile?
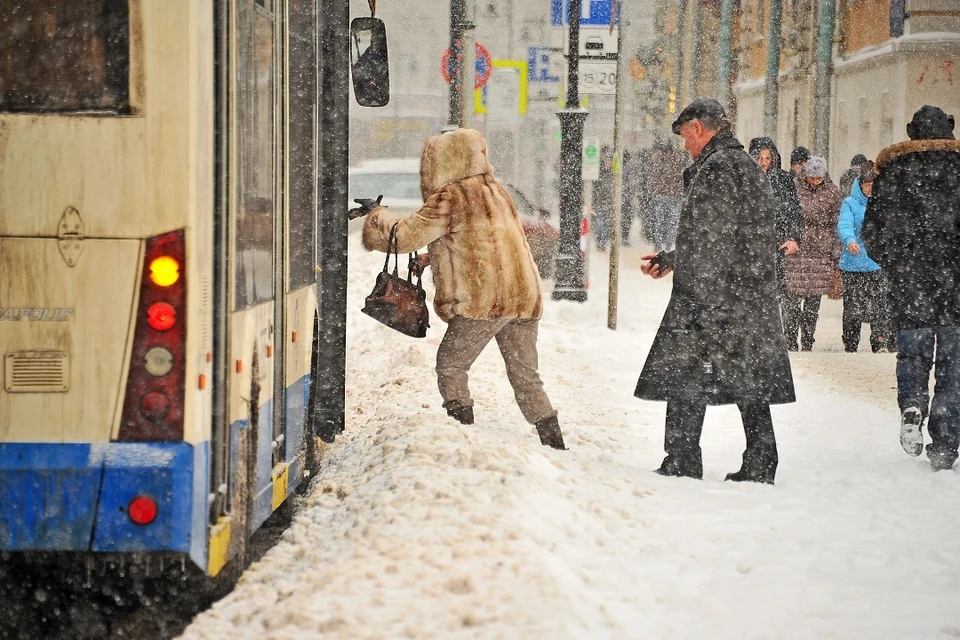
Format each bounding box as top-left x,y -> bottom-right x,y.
181,234 -> 960,640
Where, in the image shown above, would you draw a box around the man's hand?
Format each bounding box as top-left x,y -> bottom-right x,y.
779,240 -> 799,255
641,252 -> 673,279
347,195 -> 384,220
846,242 -> 861,255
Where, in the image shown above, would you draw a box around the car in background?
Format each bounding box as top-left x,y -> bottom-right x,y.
348,159 -> 559,278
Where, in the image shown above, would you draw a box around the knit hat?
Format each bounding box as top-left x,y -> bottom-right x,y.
850,154 -> 868,166
804,155 -> 828,177
906,105 -> 956,140
790,146 -> 810,166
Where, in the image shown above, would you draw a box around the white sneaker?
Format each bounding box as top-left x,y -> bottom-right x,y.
900,407 -> 924,457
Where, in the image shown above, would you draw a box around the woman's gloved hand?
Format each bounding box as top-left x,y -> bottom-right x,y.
348,195 -> 384,220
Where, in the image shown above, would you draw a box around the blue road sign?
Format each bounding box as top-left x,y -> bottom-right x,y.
528,47 -> 560,83
551,0 -> 619,27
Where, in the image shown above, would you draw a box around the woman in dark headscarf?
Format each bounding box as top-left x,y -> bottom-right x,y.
749,137 -> 803,328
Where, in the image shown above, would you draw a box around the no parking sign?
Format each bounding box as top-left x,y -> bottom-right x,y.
441,42 -> 493,89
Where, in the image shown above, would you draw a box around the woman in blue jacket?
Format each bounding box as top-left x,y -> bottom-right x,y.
837,162 -> 893,352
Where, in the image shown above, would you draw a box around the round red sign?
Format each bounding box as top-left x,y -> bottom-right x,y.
441,42 -> 493,89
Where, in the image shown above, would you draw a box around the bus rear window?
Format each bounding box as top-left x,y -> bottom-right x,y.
0,0 -> 129,113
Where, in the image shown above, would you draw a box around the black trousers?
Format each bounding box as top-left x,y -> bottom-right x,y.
660,400 -> 779,481
782,294 -> 822,350
841,271 -> 893,352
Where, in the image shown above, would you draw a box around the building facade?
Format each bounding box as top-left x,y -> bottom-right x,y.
732,0 -> 960,175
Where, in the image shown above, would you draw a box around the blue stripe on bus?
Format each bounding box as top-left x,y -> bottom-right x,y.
0,441 -> 208,569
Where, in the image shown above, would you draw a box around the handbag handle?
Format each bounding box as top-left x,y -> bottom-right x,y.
384,222 -> 424,291
383,222 -> 400,275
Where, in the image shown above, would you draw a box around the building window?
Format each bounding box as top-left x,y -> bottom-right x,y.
0,0 -> 130,113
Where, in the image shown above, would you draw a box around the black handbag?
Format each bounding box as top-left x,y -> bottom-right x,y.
361,223 -> 430,338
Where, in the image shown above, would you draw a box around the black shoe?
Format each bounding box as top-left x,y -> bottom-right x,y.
535,416 -> 566,450
445,401 -> 474,425
786,343 -> 798,352
724,470 -> 775,485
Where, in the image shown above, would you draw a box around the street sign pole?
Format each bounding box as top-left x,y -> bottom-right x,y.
608,17 -> 627,330
448,0 -> 466,127
553,0 -> 589,303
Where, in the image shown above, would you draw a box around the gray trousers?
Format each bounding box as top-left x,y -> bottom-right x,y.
436,316 -> 556,424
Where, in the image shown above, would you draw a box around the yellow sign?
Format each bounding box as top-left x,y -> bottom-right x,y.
475,60 -> 528,116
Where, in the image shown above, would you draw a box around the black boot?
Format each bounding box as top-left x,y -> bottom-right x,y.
724,469 -> 774,484
535,416 -> 566,450
654,455 -> 702,479
445,401 -> 474,425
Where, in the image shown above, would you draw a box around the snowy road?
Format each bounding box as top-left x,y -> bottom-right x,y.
180,236 -> 960,640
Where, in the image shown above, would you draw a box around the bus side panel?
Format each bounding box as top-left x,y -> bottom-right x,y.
282,285 -> 317,495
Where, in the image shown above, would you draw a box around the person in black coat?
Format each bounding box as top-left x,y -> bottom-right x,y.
749,137 -> 803,322
861,104 -> 960,472
636,99 -> 796,484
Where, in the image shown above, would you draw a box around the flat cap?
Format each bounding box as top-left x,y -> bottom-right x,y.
671,98 -> 727,135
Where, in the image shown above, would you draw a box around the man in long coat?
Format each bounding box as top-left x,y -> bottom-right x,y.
636,99 -> 796,484
862,105 -> 960,471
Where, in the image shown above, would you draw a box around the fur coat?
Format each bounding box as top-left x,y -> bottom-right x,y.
362,129 -> 542,322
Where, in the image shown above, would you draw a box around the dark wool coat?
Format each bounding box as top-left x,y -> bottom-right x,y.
635,132 -> 796,406
862,138 -> 960,330
784,176 -> 842,296
747,138 -> 803,246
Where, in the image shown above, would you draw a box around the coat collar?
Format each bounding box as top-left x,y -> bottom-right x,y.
875,138 -> 960,170
684,131 -> 741,184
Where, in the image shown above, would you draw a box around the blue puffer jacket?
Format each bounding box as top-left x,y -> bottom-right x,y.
838,179 -> 881,272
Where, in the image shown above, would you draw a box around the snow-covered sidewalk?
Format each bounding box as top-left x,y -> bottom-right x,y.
181,237 -> 960,640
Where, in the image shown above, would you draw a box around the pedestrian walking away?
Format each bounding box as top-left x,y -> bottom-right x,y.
862,104 -> 960,471
592,146 -> 614,251
353,128 -> 567,450
836,161 -> 893,353
749,137 -> 803,329
636,98 -> 796,485
783,155 -> 842,351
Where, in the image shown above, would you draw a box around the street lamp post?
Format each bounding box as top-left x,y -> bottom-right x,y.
553,0 -> 589,302
448,0 -> 467,127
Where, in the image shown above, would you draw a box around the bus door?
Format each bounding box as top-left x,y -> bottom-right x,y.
220,0 -> 286,532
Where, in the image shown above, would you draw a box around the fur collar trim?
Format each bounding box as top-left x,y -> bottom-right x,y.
876,139 -> 960,170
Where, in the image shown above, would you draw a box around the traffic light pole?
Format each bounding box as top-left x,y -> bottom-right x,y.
553,0 -> 589,302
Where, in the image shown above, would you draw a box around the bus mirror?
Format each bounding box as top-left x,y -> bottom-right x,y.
350,17 -> 390,107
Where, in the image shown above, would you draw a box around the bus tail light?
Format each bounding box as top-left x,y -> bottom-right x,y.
128,496 -> 158,525
118,230 -> 186,441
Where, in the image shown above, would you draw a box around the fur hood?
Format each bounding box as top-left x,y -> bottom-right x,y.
362,130 -> 542,322
876,139 -> 960,171
419,128 -> 495,200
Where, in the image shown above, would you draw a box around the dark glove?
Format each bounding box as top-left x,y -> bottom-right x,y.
347,195 -> 384,220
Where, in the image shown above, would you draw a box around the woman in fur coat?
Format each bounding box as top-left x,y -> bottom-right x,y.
353,128 -> 566,449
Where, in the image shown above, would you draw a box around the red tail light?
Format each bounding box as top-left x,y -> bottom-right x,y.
118,230 -> 186,441
128,496 -> 158,525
